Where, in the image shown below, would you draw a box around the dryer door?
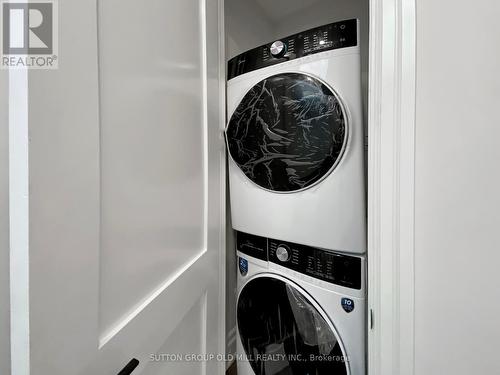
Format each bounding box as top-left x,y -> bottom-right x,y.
237,276 -> 349,375
226,73 -> 348,192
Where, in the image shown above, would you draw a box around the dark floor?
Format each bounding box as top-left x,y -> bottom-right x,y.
226,361 -> 237,375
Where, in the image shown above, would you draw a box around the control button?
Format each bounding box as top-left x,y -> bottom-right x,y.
270,40 -> 287,58
276,245 -> 290,262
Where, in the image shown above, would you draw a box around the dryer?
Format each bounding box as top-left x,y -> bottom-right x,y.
235,231 -> 366,375
226,19 -> 366,254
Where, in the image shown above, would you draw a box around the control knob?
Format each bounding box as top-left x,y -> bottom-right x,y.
276,245 -> 291,262
270,40 -> 287,58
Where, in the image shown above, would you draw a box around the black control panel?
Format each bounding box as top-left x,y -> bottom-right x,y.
228,19 -> 358,80
236,231 -> 268,261
236,231 -> 362,290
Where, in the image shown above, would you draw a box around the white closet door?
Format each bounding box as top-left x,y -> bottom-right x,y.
11,0 -> 226,374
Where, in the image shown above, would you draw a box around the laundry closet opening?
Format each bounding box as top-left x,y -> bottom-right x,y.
224,1 -> 369,374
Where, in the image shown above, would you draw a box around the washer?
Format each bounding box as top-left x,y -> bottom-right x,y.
226,19 -> 366,254
235,231 -> 366,375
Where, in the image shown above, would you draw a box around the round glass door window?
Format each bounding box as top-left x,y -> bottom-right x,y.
237,277 -> 348,375
226,73 -> 347,192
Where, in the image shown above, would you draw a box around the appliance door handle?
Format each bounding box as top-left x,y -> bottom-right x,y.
117,358 -> 140,375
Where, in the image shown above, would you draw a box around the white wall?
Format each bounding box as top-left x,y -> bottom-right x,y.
0,68 -> 10,375
225,0 -> 274,59
414,0 -> 500,374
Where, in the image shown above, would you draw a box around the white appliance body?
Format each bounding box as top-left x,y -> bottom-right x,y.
235,243 -> 366,375
226,20 -> 366,254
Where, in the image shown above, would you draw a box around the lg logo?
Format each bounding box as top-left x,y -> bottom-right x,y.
2,2 -> 53,54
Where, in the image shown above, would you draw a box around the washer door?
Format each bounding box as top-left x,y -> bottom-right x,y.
237,276 -> 349,375
226,73 -> 347,192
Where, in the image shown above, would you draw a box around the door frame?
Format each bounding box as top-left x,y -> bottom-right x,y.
217,0 -> 227,372
367,0 -> 416,375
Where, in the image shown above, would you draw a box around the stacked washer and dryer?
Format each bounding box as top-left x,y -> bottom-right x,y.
226,19 -> 366,375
